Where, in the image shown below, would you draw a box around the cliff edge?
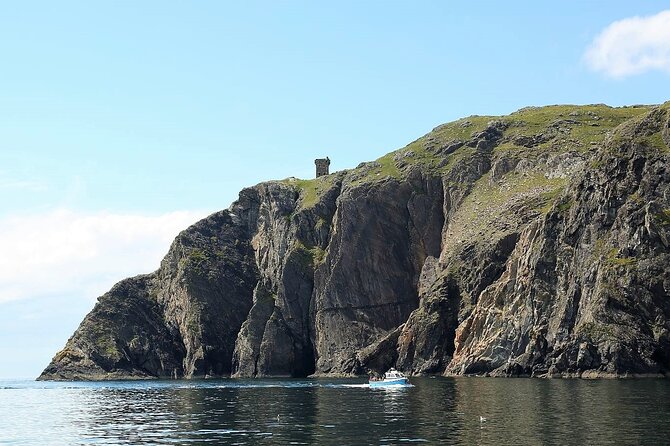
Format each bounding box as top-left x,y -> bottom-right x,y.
39,102 -> 670,380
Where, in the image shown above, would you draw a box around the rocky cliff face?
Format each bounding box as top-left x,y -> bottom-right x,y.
39,102 -> 670,380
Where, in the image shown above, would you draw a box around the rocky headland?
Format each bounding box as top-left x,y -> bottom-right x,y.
39,102 -> 670,380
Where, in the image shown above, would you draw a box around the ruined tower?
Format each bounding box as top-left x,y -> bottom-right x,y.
315,157 -> 330,178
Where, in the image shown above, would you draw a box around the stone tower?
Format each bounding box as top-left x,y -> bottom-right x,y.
315,157 -> 330,178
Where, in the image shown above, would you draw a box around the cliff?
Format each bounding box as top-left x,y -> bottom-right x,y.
39,102 -> 670,380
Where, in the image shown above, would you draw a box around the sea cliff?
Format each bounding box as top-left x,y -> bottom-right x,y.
40,102 -> 670,380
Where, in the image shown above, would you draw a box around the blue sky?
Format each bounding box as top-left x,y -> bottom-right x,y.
1,1 -> 669,378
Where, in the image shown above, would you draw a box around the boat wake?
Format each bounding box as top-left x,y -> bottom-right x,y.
337,383 -> 414,389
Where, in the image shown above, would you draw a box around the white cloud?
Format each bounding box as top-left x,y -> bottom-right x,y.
584,10 -> 670,78
0,209 -> 208,304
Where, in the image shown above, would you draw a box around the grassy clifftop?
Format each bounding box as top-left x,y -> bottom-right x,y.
285,104 -> 656,210
40,101 -> 670,380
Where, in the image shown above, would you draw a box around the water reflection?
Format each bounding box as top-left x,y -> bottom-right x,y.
0,378 -> 669,445
453,378 -> 670,445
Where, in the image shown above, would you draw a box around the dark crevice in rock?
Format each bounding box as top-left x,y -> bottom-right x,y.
40,103 -> 670,380
318,299 -> 420,313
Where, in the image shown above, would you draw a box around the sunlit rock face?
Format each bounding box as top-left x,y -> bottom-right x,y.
40,102 -> 670,380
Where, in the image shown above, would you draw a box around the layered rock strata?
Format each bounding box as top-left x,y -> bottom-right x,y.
40,103 -> 670,380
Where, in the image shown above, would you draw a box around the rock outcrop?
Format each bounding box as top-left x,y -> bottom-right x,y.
40,102 -> 670,380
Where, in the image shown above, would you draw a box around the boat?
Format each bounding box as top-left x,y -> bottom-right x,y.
368,368 -> 410,388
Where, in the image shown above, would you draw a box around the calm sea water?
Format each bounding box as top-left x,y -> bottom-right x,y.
1,377 -> 669,445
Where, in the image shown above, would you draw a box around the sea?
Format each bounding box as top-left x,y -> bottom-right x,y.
1,377 -> 669,445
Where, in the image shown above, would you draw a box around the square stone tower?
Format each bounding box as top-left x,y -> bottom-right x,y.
315,157 -> 330,178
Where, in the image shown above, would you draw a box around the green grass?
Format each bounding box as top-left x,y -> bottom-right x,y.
589,158 -> 605,169
376,153 -> 402,178
430,115 -> 494,141
442,171 -> 566,252
188,248 -> 208,265
604,248 -> 637,267
497,104 -> 651,156
88,324 -> 121,360
315,216 -> 328,230
97,336 -> 119,358
494,141 -> 529,155
654,209 -> 670,227
292,179 -> 319,208
607,256 -> 637,267
555,199 -> 573,214
578,321 -> 617,342
311,246 -> 327,265
511,104 -> 649,127
284,105 -> 658,204
606,107 -> 667,155
538,189 -> 563,214
592,240 -> 637,268
347,153 -> 403,186
284,174 -> 339,209
639,132 -> 668,152
402,140 -> 477,175
292,240 -> 327,269
179,248 -> 210,276
346,115 -> 496,185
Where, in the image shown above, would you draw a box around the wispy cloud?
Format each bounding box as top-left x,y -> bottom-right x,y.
0,209 -> 208,304
584,10 -> 670,78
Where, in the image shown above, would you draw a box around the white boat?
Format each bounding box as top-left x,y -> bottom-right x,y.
369,368 -> 410,387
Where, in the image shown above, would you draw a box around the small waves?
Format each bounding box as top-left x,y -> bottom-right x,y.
0,380 -> 415,391
3,378 -> 668,445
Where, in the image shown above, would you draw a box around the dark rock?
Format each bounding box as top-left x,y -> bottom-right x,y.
40,103 -> 670,380
39,275 -> 185,380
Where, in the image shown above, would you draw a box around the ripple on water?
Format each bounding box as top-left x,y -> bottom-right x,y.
0,378 -> 669,445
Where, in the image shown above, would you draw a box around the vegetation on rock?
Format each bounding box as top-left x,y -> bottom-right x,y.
40,102 -> 670,380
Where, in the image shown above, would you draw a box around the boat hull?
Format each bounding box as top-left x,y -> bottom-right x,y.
368,378 -> 410,388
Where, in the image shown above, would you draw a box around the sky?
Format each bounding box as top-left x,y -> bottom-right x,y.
1,1 -> 669,379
